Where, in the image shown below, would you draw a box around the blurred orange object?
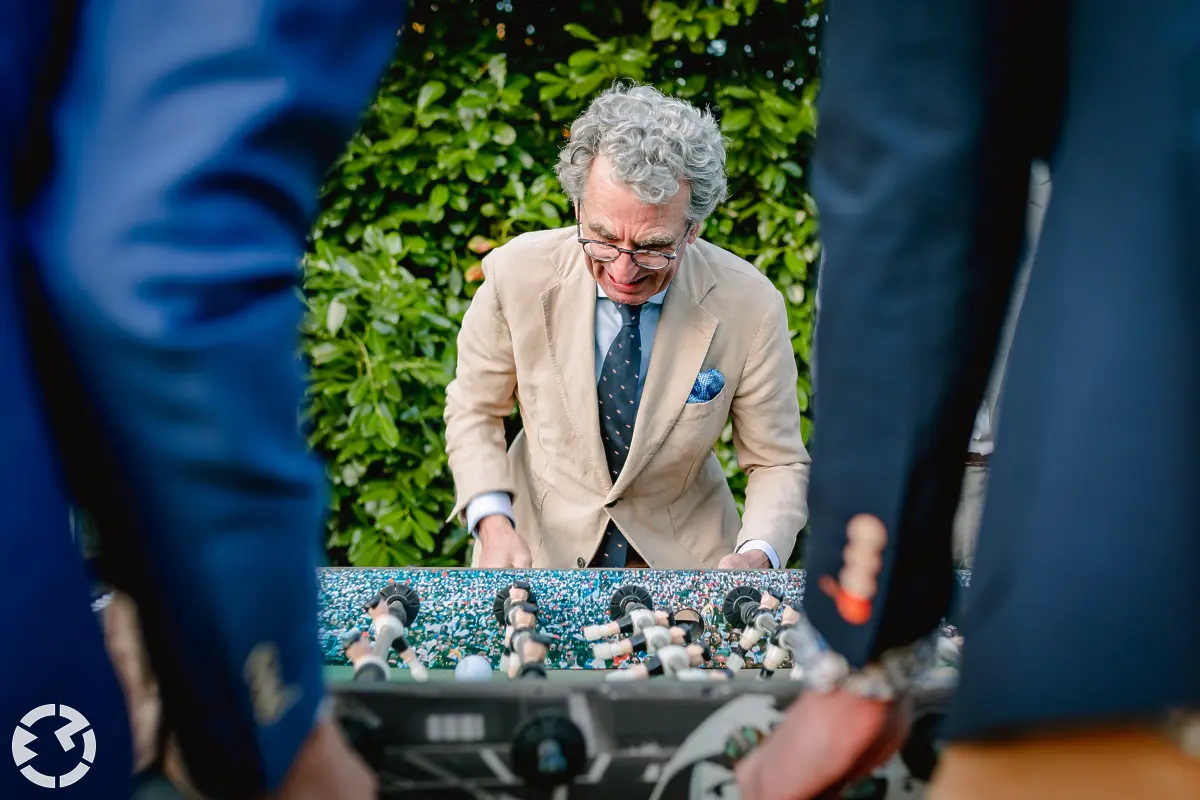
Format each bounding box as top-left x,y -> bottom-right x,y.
818,575 -> 872,625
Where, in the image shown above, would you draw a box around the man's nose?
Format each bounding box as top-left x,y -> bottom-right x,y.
607,253 -> 641,281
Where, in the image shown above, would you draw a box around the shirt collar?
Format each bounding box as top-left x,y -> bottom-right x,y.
595,283 -> 668,305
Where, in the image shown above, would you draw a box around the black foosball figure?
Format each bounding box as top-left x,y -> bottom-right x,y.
607,641 -> 712,680
494,580 -> 536,675
720,586 -> 781,671
364,585 -> 428,682
505,601 -> 541,679
592,608 -> 704,662
583,585 -> 675,641
340,629 -> 389,682
515,630 -> 556,680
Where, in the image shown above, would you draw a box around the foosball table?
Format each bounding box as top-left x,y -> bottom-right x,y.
320,568 -> 971,799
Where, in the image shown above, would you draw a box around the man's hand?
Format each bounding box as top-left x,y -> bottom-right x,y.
718,550 -> 771,570
477,515 -> 533,569
270,717 -> 377,799
735,689 -> 912,800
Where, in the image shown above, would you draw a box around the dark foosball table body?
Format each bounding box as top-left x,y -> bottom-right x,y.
321,568 -> 970,799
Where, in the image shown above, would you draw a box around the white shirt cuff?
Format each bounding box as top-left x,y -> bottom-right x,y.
465,492 -> 515,536
737,539 -> 781,569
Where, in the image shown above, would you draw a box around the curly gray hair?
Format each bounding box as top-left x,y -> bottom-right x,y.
555,83 -> 728,223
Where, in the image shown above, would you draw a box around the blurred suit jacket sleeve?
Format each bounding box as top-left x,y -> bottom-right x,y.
804,0 -> 1054,666
30,1 -> 405,795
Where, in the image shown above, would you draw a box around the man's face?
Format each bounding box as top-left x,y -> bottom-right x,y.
580,155 -> 697,305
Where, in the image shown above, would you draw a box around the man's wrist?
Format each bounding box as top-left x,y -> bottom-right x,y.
476,514 -> 513,543
737,539 -> 781,568
465,491 -> 514,537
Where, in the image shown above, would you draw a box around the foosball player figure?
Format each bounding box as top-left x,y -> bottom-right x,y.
496,581 -> 535,674
365,590 -> 428,682
755,603 -> 850,692
340,629 -> 389,682
758,600 -> 803,680
591,610 -> 704,662
583,606 -> 675,642
583,585 -> 671,641
505,601 -> 541,679
515,630 -> 556,680
607,641 -> 712,681
721,587 -> 782,671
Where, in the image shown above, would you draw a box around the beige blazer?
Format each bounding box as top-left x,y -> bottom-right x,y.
444,227 -> 810,569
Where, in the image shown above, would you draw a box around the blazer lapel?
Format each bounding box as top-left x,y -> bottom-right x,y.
609,248 -> 718,499
542,238 -> 611,489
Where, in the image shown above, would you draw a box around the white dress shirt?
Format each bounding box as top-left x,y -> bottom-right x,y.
466,284 -> 782,568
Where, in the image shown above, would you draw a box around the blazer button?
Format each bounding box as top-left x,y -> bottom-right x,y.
577,557 -> 586,568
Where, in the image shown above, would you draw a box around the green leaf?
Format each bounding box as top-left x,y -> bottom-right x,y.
704,13 -> 723,40
487,54 -> 507,90
650,13 -> 675,41
310,342 -> 341,364
383,232 -> 403,255
562,23 -> 601,42
412,526 -> 435,552
722,86 -> 758,100
780,160 -> 804,178
492,123 -> 518,146
721,108 -> 755,132
375,407 -> 400,448
567,50 -> 599,70
429,184 -> 450,208
416,81 -> 445,112
325,299 -> 347,334
382,128 -> 419,151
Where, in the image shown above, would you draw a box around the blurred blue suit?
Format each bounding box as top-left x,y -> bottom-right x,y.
808,0 -> 1200,743
2,1 -> 405,797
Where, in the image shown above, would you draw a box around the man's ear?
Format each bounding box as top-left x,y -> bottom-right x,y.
687,220 -> 701,244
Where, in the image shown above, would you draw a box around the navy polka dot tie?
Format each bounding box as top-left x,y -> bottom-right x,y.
591,303 -> 642,567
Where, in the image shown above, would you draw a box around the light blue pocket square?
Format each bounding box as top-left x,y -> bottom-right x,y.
687,369 -> 725,404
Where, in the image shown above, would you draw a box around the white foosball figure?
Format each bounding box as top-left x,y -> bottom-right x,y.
583,606 -> 670,641
366,591 -> 428,682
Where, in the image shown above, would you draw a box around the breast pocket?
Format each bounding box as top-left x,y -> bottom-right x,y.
675,395 -> 728,425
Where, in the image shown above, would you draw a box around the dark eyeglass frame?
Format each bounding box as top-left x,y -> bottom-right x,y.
575,205 -> 694,271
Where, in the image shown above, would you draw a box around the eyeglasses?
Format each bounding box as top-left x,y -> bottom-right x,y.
575,215 -> 693,271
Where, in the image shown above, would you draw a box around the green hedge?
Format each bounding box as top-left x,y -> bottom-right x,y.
303,0 -> 824,567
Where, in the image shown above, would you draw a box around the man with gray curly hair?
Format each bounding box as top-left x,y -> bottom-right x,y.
444,83 -> 811,572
